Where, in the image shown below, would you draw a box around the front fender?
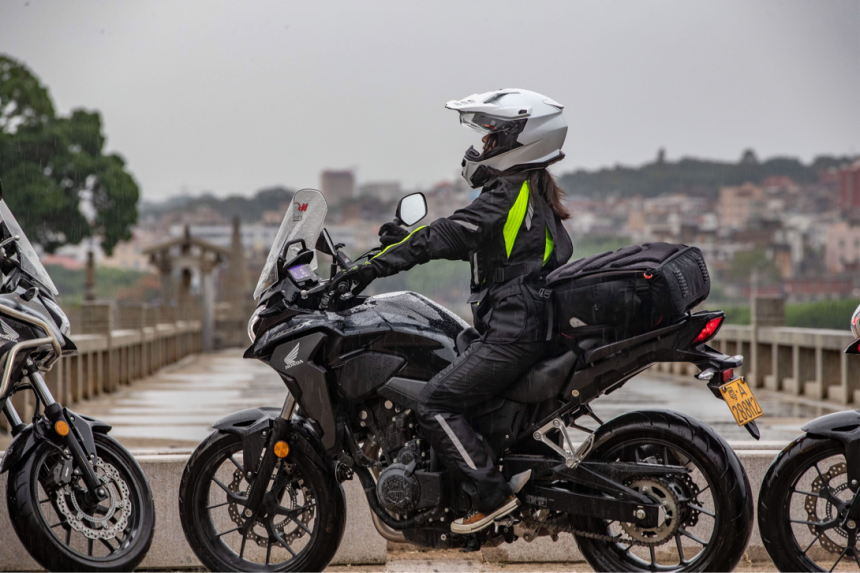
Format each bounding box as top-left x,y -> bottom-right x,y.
0,410 -> 111,474
802,410 -> 860,486
212,407 -> 331,475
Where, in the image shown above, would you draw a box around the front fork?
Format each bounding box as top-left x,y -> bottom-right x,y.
241,392 -> 297,528
2,362 -> 108,503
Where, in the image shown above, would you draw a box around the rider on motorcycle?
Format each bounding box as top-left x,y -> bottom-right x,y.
345,89 -> 573,534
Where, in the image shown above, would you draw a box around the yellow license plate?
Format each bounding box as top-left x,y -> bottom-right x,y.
720,377 -> 764,426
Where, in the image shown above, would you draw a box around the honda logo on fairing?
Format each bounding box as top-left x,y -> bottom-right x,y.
283,344 -> 303,369
0,319 -> 19,342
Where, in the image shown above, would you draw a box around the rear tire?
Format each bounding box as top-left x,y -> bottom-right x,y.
570,409 -> 753,572
179,430 -> 345,572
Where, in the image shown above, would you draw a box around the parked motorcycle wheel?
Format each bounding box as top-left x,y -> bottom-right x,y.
6,432 -> 155,572
758,436 -> 859,572
179,430 -> 346,572
570,410 -> 753,572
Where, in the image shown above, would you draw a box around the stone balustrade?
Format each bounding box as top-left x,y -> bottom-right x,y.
654,296 -> 859,404
1,302 -> 201,430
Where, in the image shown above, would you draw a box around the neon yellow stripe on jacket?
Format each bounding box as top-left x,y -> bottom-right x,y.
503,181 -> 529,258
369,225 -> 429,262
543,225 -> 554,265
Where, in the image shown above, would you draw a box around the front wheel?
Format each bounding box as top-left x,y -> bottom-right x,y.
758,435 -> 859,572
179,430 -> 346,572
569,410 -> 753,572
6,432 -> 156,572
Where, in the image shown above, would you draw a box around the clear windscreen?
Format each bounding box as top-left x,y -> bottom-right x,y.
253,188 -> 328,300
0,200 -> 59,295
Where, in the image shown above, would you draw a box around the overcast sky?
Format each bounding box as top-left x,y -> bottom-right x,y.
1,1 -> 858,200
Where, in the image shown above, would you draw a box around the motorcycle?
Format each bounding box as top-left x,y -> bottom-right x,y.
0,187 -> 155,571
758,303 -> 860,571
179,188 -> 754,572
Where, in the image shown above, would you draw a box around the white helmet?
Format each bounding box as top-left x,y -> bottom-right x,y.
446,88 -> 567,188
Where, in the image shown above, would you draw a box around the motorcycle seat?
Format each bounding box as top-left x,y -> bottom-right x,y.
499,350 -> 577,404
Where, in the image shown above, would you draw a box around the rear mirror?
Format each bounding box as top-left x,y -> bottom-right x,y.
315,231 -> 334,255
396,193 -> 428,227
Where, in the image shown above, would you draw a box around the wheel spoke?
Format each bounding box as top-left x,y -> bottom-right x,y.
206,500 -> 230,510
793,488 -> 826,499
686,502 -> 715,518
229,455 -> 245,473
239,531 -> 248,561
803,531 -> 823,554
692,483 -> 711,500
39,498 -> 51,505
272,530 -> 297,557
284,513 -> 312,535
662,446 -> 669,467
679,527 -> 708,546
215,525 -> 242,538
100,538 -> 116,553
649,545 -> 657,568
675,532 -> 686,564
50,522 -> 64,529
88,538 -> 93,557
65,526 -> 71,545
830,546 -> 848,572
266,539 -> 273,565
273,502 -> 316,517
790,518 -> 838,528
211,477 -> 246,505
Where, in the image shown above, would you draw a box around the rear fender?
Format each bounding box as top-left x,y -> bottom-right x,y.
0,410 -> 111,474
212,407 -> 331,475
802,411 -> 860,486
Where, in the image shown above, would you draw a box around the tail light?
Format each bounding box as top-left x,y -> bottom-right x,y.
692,316 -> 724,346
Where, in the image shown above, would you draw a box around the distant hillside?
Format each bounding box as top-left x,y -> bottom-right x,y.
557,151 -> 853,199
140,186 -> 294,222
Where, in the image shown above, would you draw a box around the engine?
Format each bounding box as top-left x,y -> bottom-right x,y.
376,438 -> 435,514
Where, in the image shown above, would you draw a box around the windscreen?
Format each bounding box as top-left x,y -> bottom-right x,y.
0,200 -> 59,295
254,188 -> 328,300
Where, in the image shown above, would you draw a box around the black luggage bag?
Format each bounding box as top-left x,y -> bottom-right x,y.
545,242 -> 711,343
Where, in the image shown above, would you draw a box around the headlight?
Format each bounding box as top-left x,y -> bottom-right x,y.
248,305 -> 265,343
43,298 -> 71,336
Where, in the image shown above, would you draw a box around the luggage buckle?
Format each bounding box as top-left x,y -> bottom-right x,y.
538,288 -> 553,299
643,271 -> 654,280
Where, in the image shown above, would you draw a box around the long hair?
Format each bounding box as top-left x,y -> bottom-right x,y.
528,168 -> 570,220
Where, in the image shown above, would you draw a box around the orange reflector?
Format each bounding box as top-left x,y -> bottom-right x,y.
273,441 -> 290,458
54,420 -> 70,436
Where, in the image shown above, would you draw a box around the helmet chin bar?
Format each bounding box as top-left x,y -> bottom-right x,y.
461,151 -> 566,189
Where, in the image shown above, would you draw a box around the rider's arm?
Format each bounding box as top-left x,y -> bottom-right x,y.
366,179 -> 515,278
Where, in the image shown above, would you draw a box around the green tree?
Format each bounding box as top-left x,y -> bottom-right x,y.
0,54 -> 138,254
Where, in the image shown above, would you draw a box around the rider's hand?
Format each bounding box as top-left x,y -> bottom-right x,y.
335,264 -> 377,297
378,221 -> 409,247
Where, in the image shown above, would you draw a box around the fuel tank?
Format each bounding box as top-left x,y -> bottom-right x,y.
252,292 -> 469,399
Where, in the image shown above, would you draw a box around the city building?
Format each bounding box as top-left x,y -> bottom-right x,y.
358,181 -> 401,203
321,169 -> 355,204
825,220 -> 860,273
717,183 -> 766,229
839,160 -> 860,216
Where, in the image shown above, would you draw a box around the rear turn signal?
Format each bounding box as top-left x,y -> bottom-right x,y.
273,441 -> 290,458
692,317 -> 724,346
54,420 -> 70,436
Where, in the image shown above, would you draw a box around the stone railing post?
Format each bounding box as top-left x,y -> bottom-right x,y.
80,302 -> 115,392
751,296 -> 784,389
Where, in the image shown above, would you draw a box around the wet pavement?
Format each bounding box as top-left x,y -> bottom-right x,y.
0,347 -> 845,451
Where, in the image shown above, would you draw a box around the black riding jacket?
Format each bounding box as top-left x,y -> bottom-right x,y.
367,172 -> 573,343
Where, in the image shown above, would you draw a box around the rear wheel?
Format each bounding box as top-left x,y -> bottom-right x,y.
179,430 -> 345,572
570,410 -> 753,572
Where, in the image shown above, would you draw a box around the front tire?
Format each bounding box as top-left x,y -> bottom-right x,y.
179,430 -> 346,572
570,410 -> 753,572
6,432 -> 155,572
758,436 -> 857,572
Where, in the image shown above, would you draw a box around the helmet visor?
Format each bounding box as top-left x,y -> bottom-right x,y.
459,112 -> 520,135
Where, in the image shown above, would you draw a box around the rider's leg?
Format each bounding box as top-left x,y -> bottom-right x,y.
416,340 -> 549,516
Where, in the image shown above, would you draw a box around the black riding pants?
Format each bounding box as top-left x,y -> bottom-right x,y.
415,340 -> 550,514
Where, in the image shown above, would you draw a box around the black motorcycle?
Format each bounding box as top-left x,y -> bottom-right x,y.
758,303 -> 860,571
179,188 -> 755,572
0,188 -> 155,571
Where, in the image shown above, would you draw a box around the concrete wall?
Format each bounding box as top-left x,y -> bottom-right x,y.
0,444 -> 783,570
